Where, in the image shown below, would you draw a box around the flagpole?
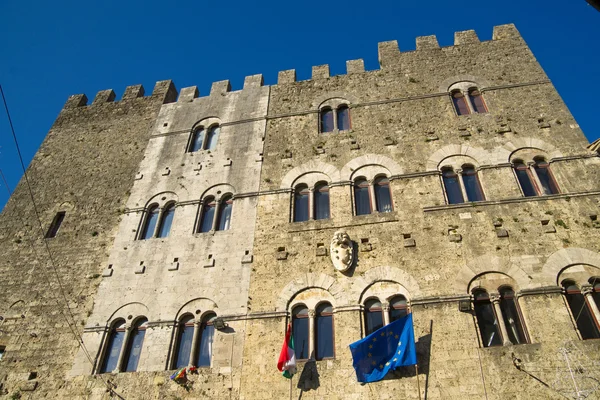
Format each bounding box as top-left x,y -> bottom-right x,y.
415,364 -> 422,400
289,374 -> 292,400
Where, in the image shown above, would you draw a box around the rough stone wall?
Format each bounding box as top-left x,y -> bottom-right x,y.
0,81 -> 176,397
240,24 -> 600,399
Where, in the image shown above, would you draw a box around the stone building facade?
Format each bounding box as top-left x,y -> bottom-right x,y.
1,24 -> 600,399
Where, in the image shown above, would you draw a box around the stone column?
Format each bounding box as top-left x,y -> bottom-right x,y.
308,309 -> 316,360
382,302 -> 390,326
527,162 -> 545,195
582,286 -> 600,326
456,169 -> 470,202
211,200 -> 221,231
490,294 -> 512,346
368,180 -> 376,213
308,188 -> 315,220
114,324 -> 132,373
154,208 -> 165,237
189,320 -> 202,367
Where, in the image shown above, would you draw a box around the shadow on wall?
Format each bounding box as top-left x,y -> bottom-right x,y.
297,358 -> 320,396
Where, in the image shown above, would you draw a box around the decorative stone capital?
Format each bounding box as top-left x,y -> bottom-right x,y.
382,302 -> 390,311
581,285 -> 594,296
308,309 -> 316,318
489,293 -> 501,304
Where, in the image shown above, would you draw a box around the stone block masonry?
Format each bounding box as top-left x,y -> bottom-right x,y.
1,23 -> 600,399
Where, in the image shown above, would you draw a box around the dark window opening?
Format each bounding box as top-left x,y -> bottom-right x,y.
320,108 -> 334,133
468,88 -> 487,113
205,126 -> 220,151
294,185 -> 310,222
217,196 -> 233,231
499,288 -> 527,344
337,106 -> 350,131
442,168 -> 464,204
563,282 -> 600,340
389,296 -> 408,322
173,316 -> 194,369
364,299 -> 384,336
514,161 -> 537,197
140,206 -> 159,240
314,182 -> 330,220
462,165 -> 485,202
123,318 -> 147,372
196,314 -> 215,367
199,198 -> 216,233
45,211 -> 66,239
374,177 -> 393,212
189,128 -> 205,152
354,179 -> 371,216
452,91 -> 470,116
473,290 -> 502,347
533,159 -> 559,195
157,204 -> 175,238
591,278 -> 600,311
99,321 -> 126,373
315,303 -> 334,360
292,306 -> 310,360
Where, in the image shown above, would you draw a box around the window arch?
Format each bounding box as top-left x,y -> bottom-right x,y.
99,320 -> 126,373
319,100 -> 351,133
140,205 -> 159,240
198,197 -> 216,233
364,298 -> 384,336
562,280 -> 600,340
315,303 -> 334,360
512,157 -> 559,197
472,290 -> 502,347
292,305 -> 310,360
216,195 -> 233,231
354,178 -> 372,216
122,318 -> 148,372
293,185 -> 310,222
197,313 -> 216,367
173,315 -> 195,369
449,82 -> 488,116
156,203 -> 175,238
441,164 -> 485,204
373,176 -> 393,213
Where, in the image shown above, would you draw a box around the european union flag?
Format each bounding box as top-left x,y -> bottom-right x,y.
349,313 -> 417,383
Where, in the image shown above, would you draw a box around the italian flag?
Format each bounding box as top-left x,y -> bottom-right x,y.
277,323 -> 297,379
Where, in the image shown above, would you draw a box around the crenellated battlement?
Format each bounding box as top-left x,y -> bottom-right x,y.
62,24 -> 523,108
62,80 -> 177,110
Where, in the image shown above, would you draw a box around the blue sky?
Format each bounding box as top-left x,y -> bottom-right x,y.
0,0 -> 599,209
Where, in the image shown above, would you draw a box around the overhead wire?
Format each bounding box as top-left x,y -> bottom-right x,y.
0,85 -> 125,399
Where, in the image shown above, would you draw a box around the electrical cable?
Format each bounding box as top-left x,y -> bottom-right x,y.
0,85 -> 125,399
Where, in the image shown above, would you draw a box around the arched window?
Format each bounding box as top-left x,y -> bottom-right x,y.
157,204 -> 175,238
189,127 -> 205,152
320,108 -> 334,133
468,88 -> 487,113
99,320 -> 126,373
374,177 -> 393,213
199,197 -> 216,233
216,196 -> 233,231
123,318 -> 148,372
389,296 -> 408,322
513,160 -> 537,197
461,165 -> 484,202
336,105 -> 350,131
140,205 -> 159,240
473,290 -> 502,347
205,126 -> 220,151
354,179 -> 371,216
196,313 -> 216,367
562,281 -> 600,340
292,305 -> 310,360
364,299 -> 384,336
533,157 -> 559,195
498,288 -> 527,344
173,315 -> 195,369
314,182 -> 330,220
293,185 -> 310,222
315,303 -> 334,360
442,168 -> 464,204
452,91 -> 470,116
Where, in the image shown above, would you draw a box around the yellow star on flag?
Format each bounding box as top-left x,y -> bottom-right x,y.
368,353 -> 372,358
373,338 -> 377,342
394,335 -> 399,339
393,358 -> 397,362
372,361 -> 376,366
381,332 -> 385,337
385,362 -> 390,366
369,344 -> 373,349
379,364 -> 383,369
